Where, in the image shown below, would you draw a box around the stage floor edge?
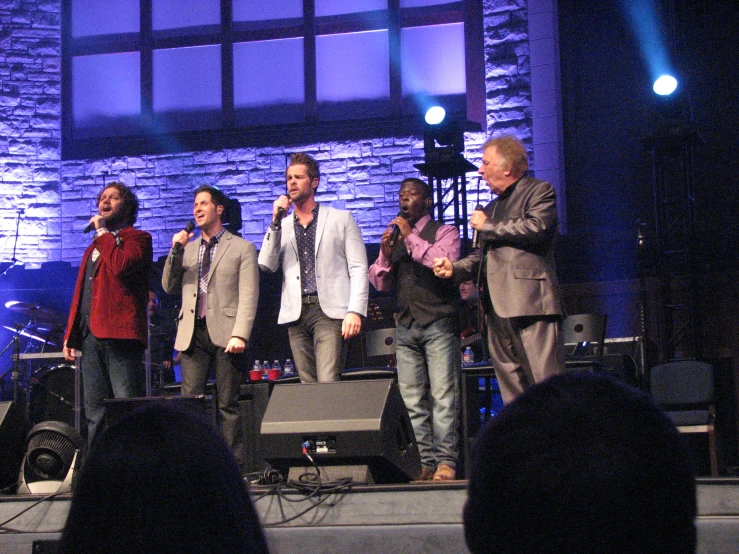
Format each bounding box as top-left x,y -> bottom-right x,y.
0,479 -> 738,553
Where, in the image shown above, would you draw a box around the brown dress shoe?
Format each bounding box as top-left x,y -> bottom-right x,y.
433,463 -> 456,481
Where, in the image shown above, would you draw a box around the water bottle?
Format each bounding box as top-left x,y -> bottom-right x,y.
250,360 -> 262,381
283,359 -> 294,375
269,359 -> 282,380
262,360 -> 270,380
463,347 -> 474,367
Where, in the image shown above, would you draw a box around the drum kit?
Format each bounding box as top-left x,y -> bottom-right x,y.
0,300 -> 84,437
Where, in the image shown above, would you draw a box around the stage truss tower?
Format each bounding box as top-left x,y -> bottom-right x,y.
647,126 -> 704,362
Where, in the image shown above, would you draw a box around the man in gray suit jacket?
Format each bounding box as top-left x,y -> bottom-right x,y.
259,153 -> 368,382
162,185 -> 259,464
434,136 -> 565,404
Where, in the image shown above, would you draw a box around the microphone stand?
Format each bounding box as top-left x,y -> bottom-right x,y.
145,310 -> 152,397
472,177 -> 491,362
0,208 -> 24,277
9,324 -> 23,406
636,223 -> 649,390
0,325 -> 23,385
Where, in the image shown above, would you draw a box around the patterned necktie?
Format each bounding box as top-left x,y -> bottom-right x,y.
198,236 -> 217,318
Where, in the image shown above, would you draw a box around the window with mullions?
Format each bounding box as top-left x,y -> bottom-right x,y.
62,0 -> 484,159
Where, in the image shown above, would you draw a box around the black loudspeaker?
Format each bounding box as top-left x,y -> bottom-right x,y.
104,395 -> 212,429
0,401 -> 27,491
239,382 -> 271,475
260,379 -> 421,484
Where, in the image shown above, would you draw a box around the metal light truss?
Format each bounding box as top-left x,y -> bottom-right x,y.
648,127 -> 704,361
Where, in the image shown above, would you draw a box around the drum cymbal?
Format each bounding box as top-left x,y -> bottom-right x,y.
4,301 -> 63,323
2,325 -> 59,346
28,321 -> 64,335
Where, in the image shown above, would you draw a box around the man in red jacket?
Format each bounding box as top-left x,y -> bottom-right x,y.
63,182 -> 152,444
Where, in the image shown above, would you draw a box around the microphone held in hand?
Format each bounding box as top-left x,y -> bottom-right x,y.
273,207 -> 286,229
173,220 -> 196,253
471,204 -> 484,249
388,211 -> 406,248
83,221 -> 96,234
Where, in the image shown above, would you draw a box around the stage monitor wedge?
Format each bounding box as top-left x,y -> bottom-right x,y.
260,379 -> 421,484
104,395 -> 213,429
0,401 -> 26,492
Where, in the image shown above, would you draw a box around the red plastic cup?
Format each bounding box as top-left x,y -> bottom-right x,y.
249,369 -> 263,381
268,368 -> 281,381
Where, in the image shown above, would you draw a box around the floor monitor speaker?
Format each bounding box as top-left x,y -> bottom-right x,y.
0,401 -> 26,491
104,395 -> 212,429
260,379 -> 421,484
239,382 -> 271,475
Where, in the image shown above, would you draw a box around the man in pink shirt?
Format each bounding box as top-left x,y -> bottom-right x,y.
369,178 -> 461,481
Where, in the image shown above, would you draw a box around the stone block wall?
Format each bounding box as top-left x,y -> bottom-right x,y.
0,0 -> 61,266
1,0 -> 538,267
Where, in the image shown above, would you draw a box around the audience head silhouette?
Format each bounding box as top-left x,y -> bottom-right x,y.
60,402 -> 269,553
464,371 -> 696,554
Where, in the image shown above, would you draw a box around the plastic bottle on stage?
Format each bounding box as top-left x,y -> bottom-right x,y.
250,360 -> 262,381
283,359 -> 295,376
463,347 -> 474,367
262,361 -> 269,380
268,360 -> 282,381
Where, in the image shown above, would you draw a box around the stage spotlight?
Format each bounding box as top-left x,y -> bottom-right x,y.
424,106 -> 446,125
17,420 -> 83,494
416,118 -> 479,179
653,74 -> 678,96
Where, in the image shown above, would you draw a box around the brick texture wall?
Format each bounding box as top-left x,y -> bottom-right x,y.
0,0 -> 61,266
0,0 -> 534,267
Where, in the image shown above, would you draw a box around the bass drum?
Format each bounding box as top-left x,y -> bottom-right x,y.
29,364 -> 86,438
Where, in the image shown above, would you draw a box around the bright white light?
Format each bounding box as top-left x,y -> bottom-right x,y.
653,75 -> 678,96
425,106 -> 446,125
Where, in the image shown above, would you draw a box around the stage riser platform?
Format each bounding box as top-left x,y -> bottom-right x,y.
0,481 -> 737,553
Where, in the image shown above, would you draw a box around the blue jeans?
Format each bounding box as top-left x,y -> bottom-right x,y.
288,302 -> 347,382
81,332 -> 144,445
396,317 -> 461,470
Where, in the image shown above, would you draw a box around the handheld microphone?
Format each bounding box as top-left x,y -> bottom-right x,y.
273,207 -> 286,229
388,211 -> 406,248
172,220 -> 196,253
83,221 -> 96,234
471,204 -> 484,249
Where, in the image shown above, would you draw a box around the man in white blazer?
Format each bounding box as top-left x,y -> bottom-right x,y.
258,153 -> 368,382
162,185 -> 259,465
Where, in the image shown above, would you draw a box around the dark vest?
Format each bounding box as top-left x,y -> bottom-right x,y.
77,254 -> 97,335
391,218 -> 459,328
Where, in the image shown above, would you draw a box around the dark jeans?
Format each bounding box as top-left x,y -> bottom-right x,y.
181,319 -> 244,464
81,333 -> 144,445
287,301 -> 346,382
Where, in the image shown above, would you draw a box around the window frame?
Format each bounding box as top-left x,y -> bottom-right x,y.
61,0 -> 484,159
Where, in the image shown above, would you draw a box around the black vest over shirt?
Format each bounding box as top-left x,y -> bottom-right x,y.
390,218 -> 459,328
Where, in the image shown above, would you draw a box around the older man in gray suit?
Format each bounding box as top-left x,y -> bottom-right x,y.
162,185 -> 259,465
259,152 -> 368,383
434,136 -> 565,404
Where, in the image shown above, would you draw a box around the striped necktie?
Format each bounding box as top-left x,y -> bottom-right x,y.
198,236 -> 217,318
